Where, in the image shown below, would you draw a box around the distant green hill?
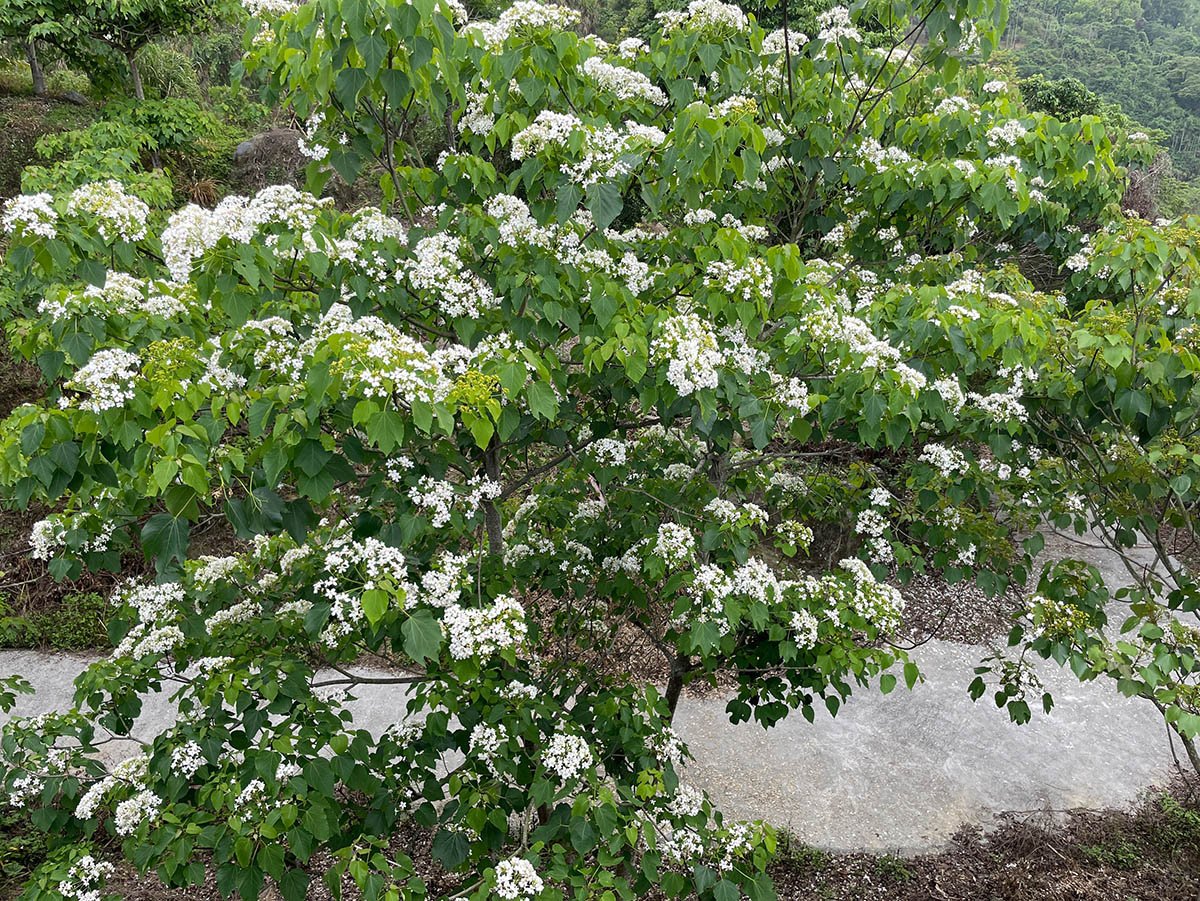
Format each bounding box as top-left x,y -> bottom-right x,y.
1002,0 -> 1200,179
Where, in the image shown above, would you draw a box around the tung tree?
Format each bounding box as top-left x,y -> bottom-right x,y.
0,0 -> 1197,898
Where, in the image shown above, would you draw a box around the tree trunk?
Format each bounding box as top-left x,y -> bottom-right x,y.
664,653 -> 689,721
26,42 -> 46,96
127,51 -> 146,101
126,52 -> 163,170
482,441 -> 504,556
1179,729 -> 1200,777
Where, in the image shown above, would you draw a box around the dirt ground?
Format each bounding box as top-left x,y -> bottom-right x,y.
0,777 -> 1192,901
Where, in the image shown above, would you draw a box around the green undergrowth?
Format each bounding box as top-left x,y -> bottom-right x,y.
0,592 -> 110,651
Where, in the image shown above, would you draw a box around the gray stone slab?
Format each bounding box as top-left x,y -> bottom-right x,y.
672,639 -> 1172,852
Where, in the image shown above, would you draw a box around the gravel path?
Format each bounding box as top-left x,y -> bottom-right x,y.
0,531 -> 1182,852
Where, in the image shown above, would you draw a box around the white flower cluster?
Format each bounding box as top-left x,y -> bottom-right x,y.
686,557 -> 792,635
76,756 -> 162,835
651,313 -> 723,396
542,730 -> 593,782
855,508 -> 892,565
444,595 -> 527,659
986,120 -> 1028,147
654,522 -> 696,566
579,57 -> 666,105
932,376 -> 966,413
409,475 -> 501,528
117,790 -> 165,835
968,366 -> 1035,422
296,111 -> 331,161
802,305 -> 926,393
656,0 -> 748,34
705,497 -> 767,529
59,855 -> 115,901
918,442 -> 969,478
459,90 -> 495,136
493,856 -> 545,900
779,519 -> 814,551
469,723 -> 508,772
817,6 -> 860,44
935,96 -> 973,116
833,558 -> 904,630
68,349 -> 141,413
170,741 -> 206,779
790,609 -> 819,648
773,376 -> 811,413
704,257 -> 773,302
27,506 -> 117,562
243,0 -> 300,14
404,233 -> 499,319
2,192 -> 57,238
591,436 -> 628,466
161,185 -> 329,281
38,272 -> 188,322
473,0 -> 578,45
108,581 -> 189,660
67,181 -> 149,242
511,110 -> 582,159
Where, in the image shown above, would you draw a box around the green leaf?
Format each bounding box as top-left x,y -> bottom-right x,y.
142,513 -> 189,567
279,870 -> 311,901
585,182 -> 624,231
431,829 -> 469,869
362,588 -> 389,625
402,609 -> 442,662
526,380 -> 558,421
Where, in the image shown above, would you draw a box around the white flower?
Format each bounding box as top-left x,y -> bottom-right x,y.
493,856 -> 545,900
114,789 -> 162,835
790,609 -> 819,648
542,730 -> 593,782
982,80 -> 1007,94
171,742 -> 205,779
651,313 -> 723,396
243,0 -> 300,13
654,523 -> 695,567
591,437 -> 628,466
471,1 -> 579,46
986,120 -> 1028,147
817,6 -> 860,43
656,0 -> 748,34
59,855 -> 116,901
443,595 -> 526,659
67,349 -> 141,413
2,193 -> 57,238
918,443 -> 969,478
67,181 -> 148,242
511,110 -> 582,159
579,57 -> 666,105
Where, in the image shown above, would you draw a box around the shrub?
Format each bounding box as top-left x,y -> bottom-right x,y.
137,43 -> 203,100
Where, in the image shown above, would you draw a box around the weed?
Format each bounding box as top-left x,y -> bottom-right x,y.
1079,839 -> 1142,870
775,830 -> 830,871
874,853 -> 913,883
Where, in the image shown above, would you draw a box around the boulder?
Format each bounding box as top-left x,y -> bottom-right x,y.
230,127 -> 306,190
